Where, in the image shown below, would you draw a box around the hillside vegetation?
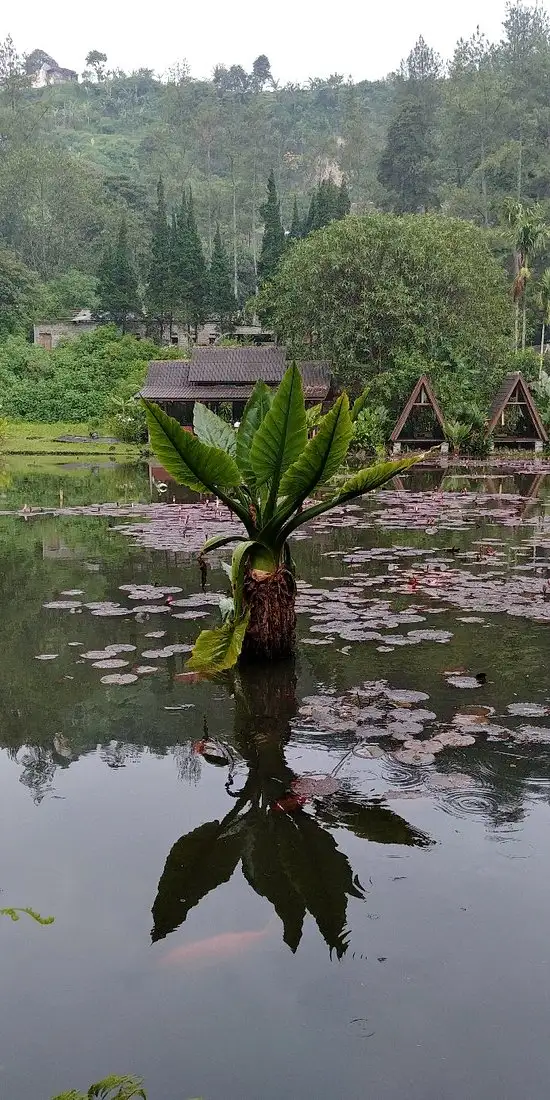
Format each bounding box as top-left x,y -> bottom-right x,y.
1,2 -> 550,288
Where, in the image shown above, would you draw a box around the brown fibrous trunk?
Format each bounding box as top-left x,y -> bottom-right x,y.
241,566 -> 296,662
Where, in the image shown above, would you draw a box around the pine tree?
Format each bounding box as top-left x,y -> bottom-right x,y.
145,178 -> 171,342
336,179 -> 351,218
377,97 -> 437,212
186,189 -> 208,332
209,225 -> 235,327
97,216 -> 140,333
289,196 -> 302,239
258,170 -> 286,283
171,189 -> 208,334
302,191 -> 317,237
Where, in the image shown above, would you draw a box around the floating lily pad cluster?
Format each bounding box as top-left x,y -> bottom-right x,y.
294,679 -> 550,764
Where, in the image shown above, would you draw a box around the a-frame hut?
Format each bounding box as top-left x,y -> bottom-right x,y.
390,374 -> 445,449
487,373 -> 548,449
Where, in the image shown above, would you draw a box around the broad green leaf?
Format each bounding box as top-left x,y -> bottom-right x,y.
336,454 -> 423,501
280,452 -> 424,543
279,394 -> 353,502
186,612 -> 250,673
144,400 -> 241,494
249,363 -> 307,492
350,386 -> 371,422
305,402 -> 323,427
236,380 -> 273,486
193,402 -> 237,455
201,533 -> 249,554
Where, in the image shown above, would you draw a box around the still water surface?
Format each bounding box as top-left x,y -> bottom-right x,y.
0,460 -> 549,1100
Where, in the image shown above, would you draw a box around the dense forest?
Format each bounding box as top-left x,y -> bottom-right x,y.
1,2 -> 550,299
2,2 -> 550,435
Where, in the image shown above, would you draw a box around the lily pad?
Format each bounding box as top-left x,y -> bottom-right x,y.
100,673 -> 139,685
91,659 -> 130,669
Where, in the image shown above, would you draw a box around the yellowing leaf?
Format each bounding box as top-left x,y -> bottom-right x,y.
186,612 -> 250,673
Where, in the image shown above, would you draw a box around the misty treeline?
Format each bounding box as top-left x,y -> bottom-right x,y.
1,2 -> 550,311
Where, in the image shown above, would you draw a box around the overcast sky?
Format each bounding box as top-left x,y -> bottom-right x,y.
6,0 -> 550,83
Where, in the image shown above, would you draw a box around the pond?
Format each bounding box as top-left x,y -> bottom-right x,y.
1,458 -> 549,1100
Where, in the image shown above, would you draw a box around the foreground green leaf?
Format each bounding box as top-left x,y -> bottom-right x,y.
279,393 -> 353,502
236,380 -> 273,487
186,612 -> 250,673
143,401 -> 241,494
249,364 -> 307,495
193,402 -> 237,455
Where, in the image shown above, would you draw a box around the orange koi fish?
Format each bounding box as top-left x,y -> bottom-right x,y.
160,925 -> 272,968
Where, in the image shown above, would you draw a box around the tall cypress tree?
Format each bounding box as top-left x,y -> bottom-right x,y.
289,196 -> 302,239
186,189 -> 208,333
336,179 -> 351,218
209,224 -> 235,327
145,177 -> 171,342
258,170 -> 286,283
97,216 -> 140,333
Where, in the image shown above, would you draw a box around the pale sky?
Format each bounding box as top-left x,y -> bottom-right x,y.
5,0 -> 550,83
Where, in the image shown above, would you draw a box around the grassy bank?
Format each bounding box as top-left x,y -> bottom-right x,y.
2,422 -> 141,457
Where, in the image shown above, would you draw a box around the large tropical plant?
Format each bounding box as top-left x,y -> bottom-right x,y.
144,365 -> 424,671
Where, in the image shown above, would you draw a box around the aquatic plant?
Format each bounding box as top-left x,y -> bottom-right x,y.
0,906 -> 54,925
51,1075 -> 146,1100
144,366 -> 424,668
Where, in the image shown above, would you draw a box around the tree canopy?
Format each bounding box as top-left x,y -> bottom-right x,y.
260,212 -> 514,406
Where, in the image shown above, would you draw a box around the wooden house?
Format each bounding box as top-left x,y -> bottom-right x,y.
140,346 -> 332,425
487,373 -> 548,450
390,375 -> 445,450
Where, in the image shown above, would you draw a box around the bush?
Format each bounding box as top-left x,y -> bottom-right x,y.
351,406 -> 389,455
0,326 -> 183,423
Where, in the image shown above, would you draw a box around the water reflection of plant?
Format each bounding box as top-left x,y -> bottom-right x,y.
151,664 -> 431,958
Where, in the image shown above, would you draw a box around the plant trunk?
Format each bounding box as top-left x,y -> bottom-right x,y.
522,292 -> 527,352
241,566 -> 296,662
541,321 -> 546,382
514,301 -> 520,353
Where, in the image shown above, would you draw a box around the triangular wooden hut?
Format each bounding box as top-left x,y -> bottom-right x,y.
390,374 -> 445,447
487,373 -> 548,448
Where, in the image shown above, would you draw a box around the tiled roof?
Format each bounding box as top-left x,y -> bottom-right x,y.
188,345 -> 287,383
140,350 -> 332,401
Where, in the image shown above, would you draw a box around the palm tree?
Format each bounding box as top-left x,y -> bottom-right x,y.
506,201 -> 549,352
537,269 -> 550,381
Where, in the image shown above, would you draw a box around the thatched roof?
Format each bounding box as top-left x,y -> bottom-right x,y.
390,375 -> 445,443
487,373 -> 548,442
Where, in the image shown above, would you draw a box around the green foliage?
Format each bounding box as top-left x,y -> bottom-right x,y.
145,364 -> 425,670
51,1074 -> 146,1100
0,327 -> 178,422
302,177 -> 351,235
443,420 -> 473,453
0,248 -> 38,337
97,216 -> 141,330
37,270 -> 99,321
208,225 -> 235,323
261,213 -> 514,394
145,177 -> 172,338
1,906 -> 54,924
351,406 -> 389,455
258,170 -> 286,284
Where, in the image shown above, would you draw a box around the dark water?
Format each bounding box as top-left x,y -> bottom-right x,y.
1,460 -> 550,1100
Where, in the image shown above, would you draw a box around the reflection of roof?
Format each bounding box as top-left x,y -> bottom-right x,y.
141,348 -> 332,401
487,373 -> 548,442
